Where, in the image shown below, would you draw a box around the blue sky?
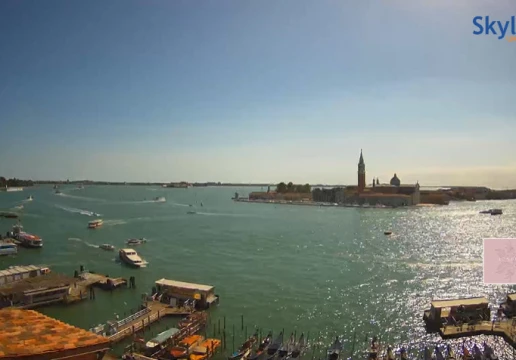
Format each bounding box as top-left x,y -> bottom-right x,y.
0,0 -> 515,187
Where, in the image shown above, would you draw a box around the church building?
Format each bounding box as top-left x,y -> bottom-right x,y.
343,150 -> 420,206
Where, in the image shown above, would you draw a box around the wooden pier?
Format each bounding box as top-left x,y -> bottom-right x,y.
108,301 -> 194,343
65,272 -> 128,303
439,319 -> 516,348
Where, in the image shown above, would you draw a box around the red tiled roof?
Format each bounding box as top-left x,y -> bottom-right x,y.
0,308 -> 110,358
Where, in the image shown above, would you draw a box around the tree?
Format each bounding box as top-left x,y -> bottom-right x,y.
276,182 -> 287,193
287,182 -> 293,192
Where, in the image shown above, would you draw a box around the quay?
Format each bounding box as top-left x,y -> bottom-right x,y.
0,265 -> 130,309
107,301 -> 196,343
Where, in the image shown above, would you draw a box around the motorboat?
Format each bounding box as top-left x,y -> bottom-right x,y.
384,231 -> 392,235
26,195 -> 33,201
145,327 -> 180,353
154,196 -> 166,202
187,211 -> 197,215
126,238 -> 146,245
55,190 -> 62,195
0,240 -> 17,256
88,219 -> 103,229
119,248 -> 147,268
16,232 -> 43,248
480,209 -> 502,215
100,244 -> 115,251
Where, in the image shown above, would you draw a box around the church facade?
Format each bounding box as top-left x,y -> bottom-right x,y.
312,150 -> 420,207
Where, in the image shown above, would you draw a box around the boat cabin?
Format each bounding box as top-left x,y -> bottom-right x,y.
144,327 -> 180,355
0,265 -> 50,286
423,297 -> 490,330
154,278 -> 219,310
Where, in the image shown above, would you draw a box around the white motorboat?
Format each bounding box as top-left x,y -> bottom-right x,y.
26,195 -> 33,201
100,244 -> 115,251
119,248 -> 147,268
154,196 -> 166,202
0,240 -> 17,256
126,238 -> 146,245
88,219 -> 103,229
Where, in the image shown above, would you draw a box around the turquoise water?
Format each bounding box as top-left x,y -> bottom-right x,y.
1,185 -> 516,357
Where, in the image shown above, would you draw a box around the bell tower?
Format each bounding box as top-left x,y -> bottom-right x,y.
358,149 -> 365,192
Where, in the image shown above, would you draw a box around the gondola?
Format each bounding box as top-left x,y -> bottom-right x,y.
278,333 -> 294,358
228,332 -> 258,360
326,337 -> 342,360
291,333 -> 305,358
248,332 -> 273,360
267,331 -> 283,356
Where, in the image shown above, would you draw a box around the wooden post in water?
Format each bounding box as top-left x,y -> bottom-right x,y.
350,331 -> 357,359
224,316 -> 226,330
218,319 -> 221,334
233,324 -> 236,353
213,324 -> 216,337
223,330 -> 227,350
245,326 -> 247,339
241,315 -> 244,331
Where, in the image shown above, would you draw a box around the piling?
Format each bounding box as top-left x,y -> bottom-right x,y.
241,314 -> 244,330
232,324 -> 235,353
218,319 -> 221,335
223,330 -> 227,350
224,316 -> 226,330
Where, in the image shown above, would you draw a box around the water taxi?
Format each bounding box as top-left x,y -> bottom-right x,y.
126,238 -> 146,245
88,219 -> 103,229
100,244 -> 115,251
119,248 -> 147,268
145,327 -> 180,353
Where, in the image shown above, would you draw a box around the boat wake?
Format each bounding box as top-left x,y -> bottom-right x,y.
56,205 -> 101,217
68,237 -> 99,248
171,202 -> 190,207
102,219 -> 127,226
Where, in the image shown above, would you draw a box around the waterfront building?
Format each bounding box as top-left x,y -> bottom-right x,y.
154,278 -> 219,310
0,272 -> 74,309
0,308 -> 110,359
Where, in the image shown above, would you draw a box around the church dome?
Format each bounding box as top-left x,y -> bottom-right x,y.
390,173 -> 400,186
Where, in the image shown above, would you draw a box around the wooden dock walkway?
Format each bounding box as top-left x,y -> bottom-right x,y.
108,301 -> 193,343
439,319 -> 516,348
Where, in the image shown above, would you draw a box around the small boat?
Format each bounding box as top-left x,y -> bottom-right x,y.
26,195 -> 33,201
278,333 -> 294,358
399,348 -> 408,360
462,346 -> 473,360
291,333 -> 305,358
471,345 -> 483,360
248,332 -> 273,360
187,211 -> 196,215
13,205 -> 23,210
169,346 -> 189,359
145,327 -> 180,353
326,337 -> 342,360
16,232 -> 43,248
126,238 -> 147,245
435,346 -> 445,360
154,196 -> 166,202
384,231 -> 392,235
445,345 -> 456,360
191,339 -> 222,360
228,332 -> 258,360
483,342 -> 498,360
368,337 -> 379,360
267,331 -> 283,356
119,248 -> 148,268
1,212 -> 19,219
88,219 -> 103,229
480,209 -> 503,215
100,244 -> 115,251
0,240 -> 17,256
55,190 -> 62,194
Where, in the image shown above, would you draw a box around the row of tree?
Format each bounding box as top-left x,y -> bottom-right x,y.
0,177 -> 34,187
275,182 -> 311,194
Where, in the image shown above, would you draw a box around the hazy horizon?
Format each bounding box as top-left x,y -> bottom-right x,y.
1,0 -> 515,188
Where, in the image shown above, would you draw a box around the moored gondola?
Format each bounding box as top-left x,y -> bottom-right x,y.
326,337 -> 342,360
291,333 -> 305,358
267,331 -> 283,356
228,331 -> 258,360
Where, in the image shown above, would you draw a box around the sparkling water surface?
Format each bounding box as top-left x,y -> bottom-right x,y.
1,185 -> 516,358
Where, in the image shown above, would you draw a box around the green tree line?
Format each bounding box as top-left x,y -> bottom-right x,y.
275,182 -> 311,194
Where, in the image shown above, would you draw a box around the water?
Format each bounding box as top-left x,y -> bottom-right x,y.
1,185 -> 516,357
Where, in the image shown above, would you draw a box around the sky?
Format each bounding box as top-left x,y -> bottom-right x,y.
0,0 -> 515,187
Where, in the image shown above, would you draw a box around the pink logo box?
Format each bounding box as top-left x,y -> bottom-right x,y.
483,238 -> 516,284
